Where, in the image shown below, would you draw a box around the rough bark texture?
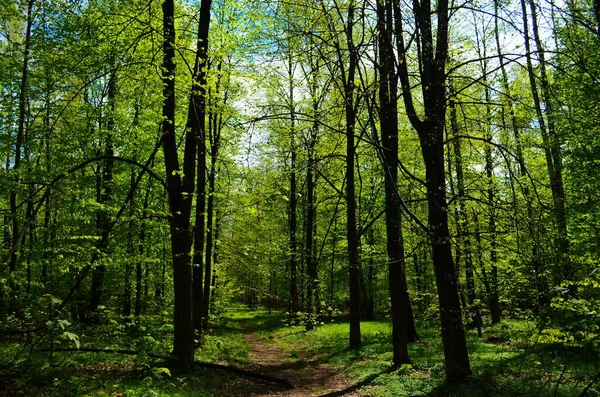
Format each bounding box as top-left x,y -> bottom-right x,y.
89,71 -> 116,321
345,4 -> 362,349
190,0 -> 212,336
377,0 -> 410,365
393,0 -> 471,382
162,0 -> 195,370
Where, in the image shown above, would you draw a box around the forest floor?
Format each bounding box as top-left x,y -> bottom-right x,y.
235,320 -> 365,396
1,305 -> 599,396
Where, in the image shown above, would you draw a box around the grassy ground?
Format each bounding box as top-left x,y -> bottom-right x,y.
1,306 -> 598,396
228,307 -> 599,396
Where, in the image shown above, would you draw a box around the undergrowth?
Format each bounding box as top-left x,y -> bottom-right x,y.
2,305 -> 599,396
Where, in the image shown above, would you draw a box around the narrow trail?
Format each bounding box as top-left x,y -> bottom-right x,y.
237,323 -> 367,397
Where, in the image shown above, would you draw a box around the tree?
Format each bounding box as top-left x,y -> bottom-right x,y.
393,0 -> 471,382
160,0 -> 213,369
375,0 -> 411,365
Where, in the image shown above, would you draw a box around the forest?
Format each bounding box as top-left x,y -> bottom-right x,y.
0,0 -> 599,395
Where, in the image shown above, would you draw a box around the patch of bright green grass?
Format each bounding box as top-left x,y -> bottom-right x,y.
195,319 -> 250,364
249,312 -> 599,397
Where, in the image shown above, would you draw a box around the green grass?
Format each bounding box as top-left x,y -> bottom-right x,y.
232,311 -> 599,397
2,306 -> 599,396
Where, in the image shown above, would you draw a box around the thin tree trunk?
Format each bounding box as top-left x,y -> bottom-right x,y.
202,117 -> 218,330
482,91 -> 501,324
123,169 -> 135,318
190,0 -> 212,338
449,99 -> 482,335
7,0 -> 34,313
211,210 -> 220,305
526,0 -> 571,286
89,71 -> 116,321
135,180 -> 151,318
366,228 -> 375,321
288,50 -> 299,316
495,0 -> 546,310
305,128 -> 316,331
345,3 -> 362,349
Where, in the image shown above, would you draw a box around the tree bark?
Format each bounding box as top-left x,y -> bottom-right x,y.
521,0 -> 571,287
161,0 -> 195,370
377,0 -> 410,365
202,96 -> 220,330
344,3 -> 362,349
305,119 -> 317,331
393,0 -> 471,381
494,0 -> 546,311
6,0 -> 34,314
449,99 -> 482,335
190,0 -> 212,337
123,169 -> 136,318
287,49 -> 299,316
89,70 -> 116,322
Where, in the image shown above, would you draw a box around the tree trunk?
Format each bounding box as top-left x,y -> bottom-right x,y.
495,0 -> 546,310
345,3 -> 362,349
202,115 -> 219,330
365,228 -> 375,321
377,0 -> 410,365
288,51 -> 299,316
123,169 -> 135,318
449,100 -> 482,335
393,0 -> 471,381
305,127 -> 316,331
6,0 -> 34,314
161,0 -> 196,370
190,0 -> 212,337
521,0 -> 571,286
89,70 -> 116,322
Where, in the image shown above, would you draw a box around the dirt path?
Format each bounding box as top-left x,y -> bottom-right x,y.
238,325 -> 367,397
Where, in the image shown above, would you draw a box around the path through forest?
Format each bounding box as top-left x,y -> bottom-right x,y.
237,322 -> 367,396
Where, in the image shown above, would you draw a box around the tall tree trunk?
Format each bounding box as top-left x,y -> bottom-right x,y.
305,128 -> 316,331
89,71 -> 116,322
521,0 -> 571,286
288,50 -> 299,316
365,228 -> 375,321
211,210 -> 220,305
377,0 -> 410,365
123,169 -> 136,318
495,0 -> 546,310
135,180 -> 151,318
190,0 -> 212,338
482,90 -> 501,324
528,0 -> 571,285
449,99 -> 482,335
393,0 -> 471,381
161,0 -> 197,370
345,3 -> 362,349
7,0 -> 34,313
202,112 -> 219,330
